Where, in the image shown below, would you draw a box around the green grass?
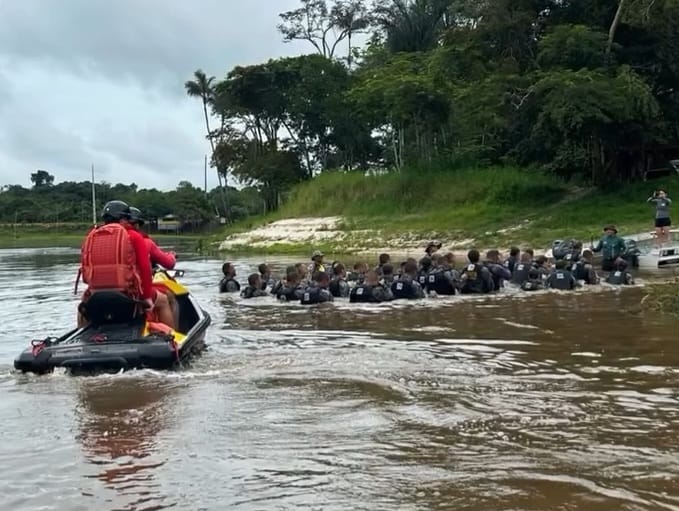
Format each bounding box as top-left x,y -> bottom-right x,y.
216,166 -> 679,252
0,223 -> 211,250
641,279 -> 679,315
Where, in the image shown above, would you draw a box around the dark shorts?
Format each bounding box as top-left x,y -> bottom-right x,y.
655,217 -> 671,228
601,259 -> 616,272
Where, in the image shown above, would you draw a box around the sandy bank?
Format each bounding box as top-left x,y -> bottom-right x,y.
218,216 -> 544,257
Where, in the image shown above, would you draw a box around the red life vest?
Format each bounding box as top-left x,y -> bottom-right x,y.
79,223 -> 142,298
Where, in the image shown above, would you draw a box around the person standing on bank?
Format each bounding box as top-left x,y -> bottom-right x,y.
647,189 -> 672,246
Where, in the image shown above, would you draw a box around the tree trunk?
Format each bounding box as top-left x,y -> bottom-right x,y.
202,99 -> 229,220
607,0 -> 626,55
303,144 -> 313,179
398,125 -> 405,171
591,138 -> 608,185
391,127 -> 401,171
347,32 -> 352,69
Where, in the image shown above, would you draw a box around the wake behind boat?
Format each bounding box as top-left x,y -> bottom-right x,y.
14,269 -> 211,375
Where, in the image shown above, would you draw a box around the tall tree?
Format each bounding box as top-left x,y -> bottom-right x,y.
30,170 -> 54,188
184,69 -> 216,152
372,0 -> 454,53
607,0 -> 627,54
278,0 -> 370,65
184,69 -> 227,218
186,0 -> 679,194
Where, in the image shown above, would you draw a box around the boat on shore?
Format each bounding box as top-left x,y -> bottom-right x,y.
623,229 -> 679,270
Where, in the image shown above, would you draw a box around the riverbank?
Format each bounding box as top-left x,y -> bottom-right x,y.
216,167 -> 677,255
0,223 -> 209,250
641,278 -> 679,314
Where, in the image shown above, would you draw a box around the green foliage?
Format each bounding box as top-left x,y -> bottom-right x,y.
516,66 -> 660,180
372,0 -> 453,53
537,25 -> 610,70
30,170 -> 55,188
185,0 -> 679,228
0,176 -> 266,226
350,52 -> 449,167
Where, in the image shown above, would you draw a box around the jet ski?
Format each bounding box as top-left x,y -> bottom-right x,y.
14,269 -> 211,375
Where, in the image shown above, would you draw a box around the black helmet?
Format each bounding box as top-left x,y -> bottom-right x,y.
101,200 -> 131,223
129,206 -> 145,226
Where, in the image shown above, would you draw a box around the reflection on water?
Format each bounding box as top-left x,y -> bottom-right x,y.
76,379 -> 176,510
0,248 -> 678,510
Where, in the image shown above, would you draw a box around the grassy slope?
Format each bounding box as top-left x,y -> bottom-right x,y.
217,166 -> 679,252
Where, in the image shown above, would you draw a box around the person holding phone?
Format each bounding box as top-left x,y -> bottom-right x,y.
647,189 -> 672,245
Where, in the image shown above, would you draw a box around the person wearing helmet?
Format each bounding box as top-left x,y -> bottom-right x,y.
308,250 -> 325,275
128,207 -> 177,270
604,258 -> 635,285
77,200 -> 153,327
128,207 -> 177,329
425,241 -> 442,257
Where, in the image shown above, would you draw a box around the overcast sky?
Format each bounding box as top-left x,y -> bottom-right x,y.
0,0 -> 309,191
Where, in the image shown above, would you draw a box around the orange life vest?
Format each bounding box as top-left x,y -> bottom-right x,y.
79,223 -> 142,298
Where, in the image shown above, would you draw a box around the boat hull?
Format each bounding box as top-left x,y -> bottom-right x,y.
13,311 -> 210,375
637,248 -> 679,270
13,270 -> 211,375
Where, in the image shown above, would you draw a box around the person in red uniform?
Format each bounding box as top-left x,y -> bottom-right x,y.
128,207 -> 177,329
128,207 -> 176,270
77,200 -> 154,327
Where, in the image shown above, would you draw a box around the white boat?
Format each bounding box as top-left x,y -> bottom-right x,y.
623,229 -> 679,270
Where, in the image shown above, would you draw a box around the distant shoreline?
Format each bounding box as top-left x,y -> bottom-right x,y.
0,225 -> 208,250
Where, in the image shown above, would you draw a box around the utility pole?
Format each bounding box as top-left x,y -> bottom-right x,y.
91,164 -> 97,225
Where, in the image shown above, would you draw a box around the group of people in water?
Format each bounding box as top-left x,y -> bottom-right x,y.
73,198 -> 646,328
219,225 -> 637,305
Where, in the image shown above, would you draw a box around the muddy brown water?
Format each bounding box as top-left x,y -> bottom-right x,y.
0,247 -> 677,511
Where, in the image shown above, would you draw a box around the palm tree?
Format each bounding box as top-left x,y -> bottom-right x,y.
373,0 -> 451,53
185,69 -> 228,217
185,69 -> 216,151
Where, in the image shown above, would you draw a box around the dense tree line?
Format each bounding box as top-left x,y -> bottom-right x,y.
0,170 -> 265,225
186,0 -> 679,216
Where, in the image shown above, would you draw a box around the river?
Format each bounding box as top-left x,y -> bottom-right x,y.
0,247 -> 677,511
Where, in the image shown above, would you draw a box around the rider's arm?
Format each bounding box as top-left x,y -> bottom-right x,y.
147,238 -> 176,270
128,229 -> 153,300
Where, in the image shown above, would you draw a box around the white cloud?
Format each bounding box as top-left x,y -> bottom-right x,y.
0,0 -> 309,190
